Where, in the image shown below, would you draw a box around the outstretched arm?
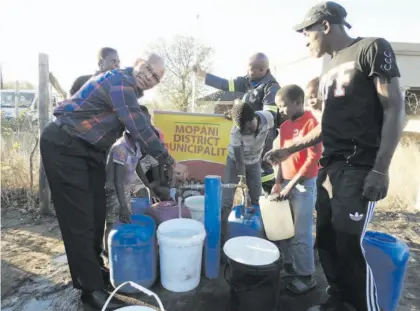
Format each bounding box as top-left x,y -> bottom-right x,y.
230,127 -> 246,176
288,124 -> 322,154
204,74 -> 249,93
233,147 -> 246,177
264,124 -> 322,165
193,64 -> 249,93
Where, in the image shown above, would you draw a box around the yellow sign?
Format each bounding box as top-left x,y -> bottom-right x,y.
154,111 -> 232,164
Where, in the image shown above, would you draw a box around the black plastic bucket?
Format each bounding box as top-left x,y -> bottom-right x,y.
223,237 -> 283,311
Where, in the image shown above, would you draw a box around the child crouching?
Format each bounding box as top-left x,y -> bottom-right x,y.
103,130 -> 170,254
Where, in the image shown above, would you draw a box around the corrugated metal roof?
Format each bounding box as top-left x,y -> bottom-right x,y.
197,90 -> 244,102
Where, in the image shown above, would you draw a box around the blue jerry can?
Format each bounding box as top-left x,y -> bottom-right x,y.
130,196 -> 151,215
109,214 -> 157,293
363,230 -> 410,311
227,205 -> 265,240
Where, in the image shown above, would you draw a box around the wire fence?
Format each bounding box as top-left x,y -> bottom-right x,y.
405,89 -> 419,116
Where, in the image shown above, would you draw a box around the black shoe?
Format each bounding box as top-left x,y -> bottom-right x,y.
81,289 -> 125,310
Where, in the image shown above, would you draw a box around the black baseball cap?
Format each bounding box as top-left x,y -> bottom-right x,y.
293,1 -> 352,32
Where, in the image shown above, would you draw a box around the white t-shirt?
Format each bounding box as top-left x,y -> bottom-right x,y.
227,110 -> 275,165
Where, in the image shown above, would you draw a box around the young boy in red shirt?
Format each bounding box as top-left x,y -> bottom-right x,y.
271,84 -> 322,294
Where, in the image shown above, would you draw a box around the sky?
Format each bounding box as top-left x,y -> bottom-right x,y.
1,0 -> 419,101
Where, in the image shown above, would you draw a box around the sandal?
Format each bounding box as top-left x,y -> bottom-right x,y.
286,276 -> 317,295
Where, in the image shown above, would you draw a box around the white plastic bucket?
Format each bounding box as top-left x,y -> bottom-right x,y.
157,218 -> 206,292
101,281 -> 165,311
184,195 -> 205,224
223,236 -> 280,266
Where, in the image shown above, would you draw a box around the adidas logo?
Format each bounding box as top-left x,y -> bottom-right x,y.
349,212 -> 364,221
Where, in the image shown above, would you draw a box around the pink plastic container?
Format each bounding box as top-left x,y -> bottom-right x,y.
145,201 -> 191,226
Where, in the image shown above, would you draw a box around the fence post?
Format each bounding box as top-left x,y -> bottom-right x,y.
38,53 -> 52,215
14,80 -> 20,119
0,63 -> 3,89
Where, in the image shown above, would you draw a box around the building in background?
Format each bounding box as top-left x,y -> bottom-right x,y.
196,91 -> 244,114
274,56 -> 321,90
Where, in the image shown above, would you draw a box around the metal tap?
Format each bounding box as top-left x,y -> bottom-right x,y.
172,177 -> 250,207
177,182 -> 241,191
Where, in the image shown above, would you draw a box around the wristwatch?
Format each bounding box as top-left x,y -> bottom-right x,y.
166,155 -> 176,167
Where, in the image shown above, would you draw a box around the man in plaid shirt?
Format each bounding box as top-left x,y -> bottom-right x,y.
40,53 -> 174,310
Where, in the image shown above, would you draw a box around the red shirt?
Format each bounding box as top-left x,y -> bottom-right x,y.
279,111 -> 322,180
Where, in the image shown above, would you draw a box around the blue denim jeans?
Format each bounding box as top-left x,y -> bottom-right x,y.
278,177 -> 317,276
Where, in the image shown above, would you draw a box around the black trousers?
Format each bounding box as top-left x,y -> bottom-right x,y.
40,122 -> 106,291
316,163 -> 381,311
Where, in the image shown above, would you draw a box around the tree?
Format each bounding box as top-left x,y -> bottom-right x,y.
2,80 -> 36,90
149,36 -> 214,112
142,99 -> 173,111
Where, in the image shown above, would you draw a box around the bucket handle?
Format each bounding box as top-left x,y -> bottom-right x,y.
101,281 -> 165,311
145,187 -> 151,202
223,264 -> 273,293
132,187 -> 151,202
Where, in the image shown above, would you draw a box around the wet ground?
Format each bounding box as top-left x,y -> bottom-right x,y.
120,261 -> 328,311
1,208 -> 419,311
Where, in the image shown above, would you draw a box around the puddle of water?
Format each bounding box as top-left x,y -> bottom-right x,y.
53,254 -> 67,264
22,298 -> 53,311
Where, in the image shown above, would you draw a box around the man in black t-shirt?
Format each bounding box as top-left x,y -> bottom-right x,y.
265,2 -> 405,311
69,47 -> 120,96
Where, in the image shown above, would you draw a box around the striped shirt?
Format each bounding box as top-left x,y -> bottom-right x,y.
54,67 -> 171,165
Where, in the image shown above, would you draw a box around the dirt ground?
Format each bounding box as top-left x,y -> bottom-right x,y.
1,206 -> 419,311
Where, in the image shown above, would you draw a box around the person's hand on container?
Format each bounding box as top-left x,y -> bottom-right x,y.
268,183 -> 281,201
269,183 -> 291,201
271,183 -> 282,195
119,205 -> 131,224
278,186 -> 292,200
